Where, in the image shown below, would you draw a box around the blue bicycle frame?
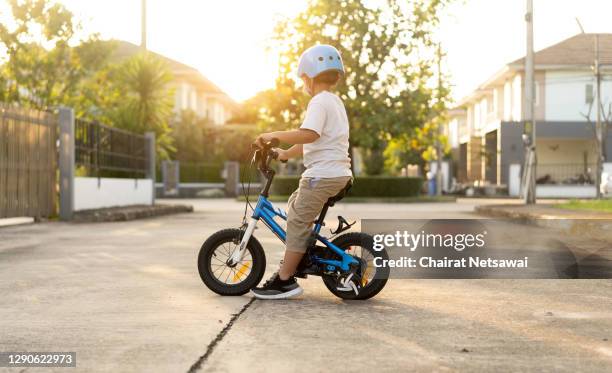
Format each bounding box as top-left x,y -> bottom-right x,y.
229,194 -> 358,273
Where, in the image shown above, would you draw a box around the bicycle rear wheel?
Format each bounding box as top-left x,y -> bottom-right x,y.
322,232 -> 389,300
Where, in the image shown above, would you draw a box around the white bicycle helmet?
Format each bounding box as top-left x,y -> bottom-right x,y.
297,44 -> 345,79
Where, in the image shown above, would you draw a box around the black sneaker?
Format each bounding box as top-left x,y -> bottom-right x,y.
251,273 -> 303,300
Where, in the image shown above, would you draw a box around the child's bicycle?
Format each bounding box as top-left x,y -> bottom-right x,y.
197,139 -> 389,300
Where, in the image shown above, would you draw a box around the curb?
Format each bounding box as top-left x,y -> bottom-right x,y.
73,204 -> 194,223
475,205 -> 612,243
0,217 -> 35,228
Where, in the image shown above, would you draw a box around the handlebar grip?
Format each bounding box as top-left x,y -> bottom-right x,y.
271,151 -> 288,163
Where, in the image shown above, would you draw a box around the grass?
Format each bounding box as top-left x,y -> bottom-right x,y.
554,199 -> 612,213
236,195 -> 456,203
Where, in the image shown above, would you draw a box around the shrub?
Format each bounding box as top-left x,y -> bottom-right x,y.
180,163 -> 224,183
270,176 -> 422,197
271,176 -> 300,195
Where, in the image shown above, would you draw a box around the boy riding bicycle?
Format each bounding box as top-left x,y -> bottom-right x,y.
252,45 -> 352,299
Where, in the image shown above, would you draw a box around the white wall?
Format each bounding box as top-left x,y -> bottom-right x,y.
544,70 -> 612,121
74,177 -> 153,211
503,80 -> 512,121
508,164 -> 521,196
512,74 -> 522,121
448,118 -> 459,148
536,185 -> 597,198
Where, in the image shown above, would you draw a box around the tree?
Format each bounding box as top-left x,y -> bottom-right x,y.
105,53 -> 176,160
384,117 -> 450,175
171,109 -> 214,162
251,0 -> 451,174
0,0 -> 175,160
0,0 -> 113,109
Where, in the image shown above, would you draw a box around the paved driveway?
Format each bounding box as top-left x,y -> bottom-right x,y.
0,199 -> 610,372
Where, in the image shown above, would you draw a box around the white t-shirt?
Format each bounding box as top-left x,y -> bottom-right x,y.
300,91 -> 353,178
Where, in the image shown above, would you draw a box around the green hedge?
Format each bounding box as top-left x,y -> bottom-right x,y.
271,176 -> 422,197
180,164 -> 224,183
156,162 -> 254,183
270,176 -> 300,195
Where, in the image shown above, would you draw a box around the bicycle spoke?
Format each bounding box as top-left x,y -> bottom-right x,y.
216,265 -> 228,279
221,243 -> 231,257
227,267 -> 237,283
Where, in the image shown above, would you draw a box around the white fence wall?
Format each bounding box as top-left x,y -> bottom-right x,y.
74,177 -> 153,211
508,164 -> 599,198
536,185 -> 597,198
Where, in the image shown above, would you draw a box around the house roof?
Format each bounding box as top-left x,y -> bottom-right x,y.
455,33 -> 612,108
110,40 -> 236,105
510,33 -> 612,67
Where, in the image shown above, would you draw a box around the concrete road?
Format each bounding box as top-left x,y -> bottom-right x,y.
0,199 -> 610,372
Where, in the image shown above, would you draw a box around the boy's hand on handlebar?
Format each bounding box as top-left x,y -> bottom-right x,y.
254,133 -> 274,147
273,148 -> 289,161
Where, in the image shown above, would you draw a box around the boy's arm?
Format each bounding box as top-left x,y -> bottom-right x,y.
256,129 -> 319,146
276,144 -> 302,161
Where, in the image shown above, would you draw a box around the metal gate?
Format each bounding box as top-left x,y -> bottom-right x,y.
0,105 -> 58,219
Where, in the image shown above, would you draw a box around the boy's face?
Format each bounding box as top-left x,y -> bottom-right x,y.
301,76 -> 313,96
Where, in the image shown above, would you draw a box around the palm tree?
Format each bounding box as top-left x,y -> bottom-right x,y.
112,53 -> 175,159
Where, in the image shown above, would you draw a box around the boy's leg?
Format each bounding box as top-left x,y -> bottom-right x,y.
281,176 -> 352,279
278,251 -> 304,280
279,189 -> 304,280
252,176 -> 350,299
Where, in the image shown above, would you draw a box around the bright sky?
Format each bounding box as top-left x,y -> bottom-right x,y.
4,0 -> 612,102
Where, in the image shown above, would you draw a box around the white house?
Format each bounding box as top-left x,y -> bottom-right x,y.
447,33 -> 612,197
114,41 -> 237,126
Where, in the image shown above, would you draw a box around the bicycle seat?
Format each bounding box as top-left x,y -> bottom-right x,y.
327,180 -> 353,207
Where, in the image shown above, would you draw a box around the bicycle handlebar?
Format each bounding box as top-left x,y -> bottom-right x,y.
252,137 -> 287,174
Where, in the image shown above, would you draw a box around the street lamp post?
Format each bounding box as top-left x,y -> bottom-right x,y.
141,0 -> 147,51
522,0 -> 537,204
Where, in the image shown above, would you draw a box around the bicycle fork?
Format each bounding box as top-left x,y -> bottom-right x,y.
227,217 -> 258,266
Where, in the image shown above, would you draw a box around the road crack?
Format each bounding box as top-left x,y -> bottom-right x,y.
187,298 -> 256,372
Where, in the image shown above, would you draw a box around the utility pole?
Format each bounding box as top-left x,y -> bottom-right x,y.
435,43 -> 444,196
141,0 -> 147,51
522,0 -> 537,204
594,34 -> 603,198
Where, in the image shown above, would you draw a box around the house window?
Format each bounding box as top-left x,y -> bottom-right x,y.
585,84 -> 594,104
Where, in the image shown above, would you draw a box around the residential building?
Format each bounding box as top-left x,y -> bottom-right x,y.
447,33 -> 612,197
113,41 -> 237,125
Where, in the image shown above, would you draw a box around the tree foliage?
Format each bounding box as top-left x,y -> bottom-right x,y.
0,0 -> 113,109
171,109 -> 257,164
0,0 -> 176,160
107,53 -> 175,160
248,0 -> 451,174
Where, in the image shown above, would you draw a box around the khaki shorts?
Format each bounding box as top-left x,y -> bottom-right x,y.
286,176 -> 352,253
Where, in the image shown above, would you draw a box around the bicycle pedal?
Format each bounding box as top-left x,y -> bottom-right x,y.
336,273 -> 360,295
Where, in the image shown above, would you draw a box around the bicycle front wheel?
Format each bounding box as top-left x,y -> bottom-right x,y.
198,228 -> 266,296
